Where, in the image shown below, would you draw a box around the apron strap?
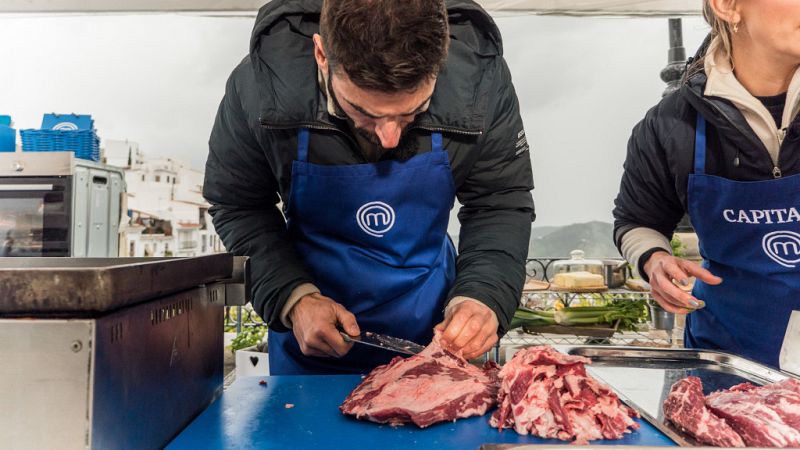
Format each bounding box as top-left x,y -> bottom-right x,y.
431,132 -> 444,153
297,128 -> 310,162
694,114 -> 707,175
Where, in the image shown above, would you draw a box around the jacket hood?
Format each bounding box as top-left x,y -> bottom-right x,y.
681,35 -> 800,157
247,0 -> 504,133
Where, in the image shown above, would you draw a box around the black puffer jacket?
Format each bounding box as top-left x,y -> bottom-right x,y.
204,0 -> 535,334
614,65 -> 800,273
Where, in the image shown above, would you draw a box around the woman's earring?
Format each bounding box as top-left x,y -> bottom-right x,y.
733,21 -> 739,33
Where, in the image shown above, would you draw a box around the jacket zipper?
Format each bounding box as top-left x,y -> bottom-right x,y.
773,128 -> 788,178
410,124 -> 483,137
691,90 -> 785,179
260,118 -> 483,148
260,119 -> 362,158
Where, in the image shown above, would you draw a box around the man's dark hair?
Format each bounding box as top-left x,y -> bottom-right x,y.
319,0 -> 449,92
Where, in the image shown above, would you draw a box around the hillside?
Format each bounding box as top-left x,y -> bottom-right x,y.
449,221 -> 621,259
528,221 -> 620,259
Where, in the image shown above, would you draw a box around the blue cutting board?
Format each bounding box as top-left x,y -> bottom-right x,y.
168,376 -> 675,449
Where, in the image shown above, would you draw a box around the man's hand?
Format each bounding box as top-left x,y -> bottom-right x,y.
644,251 -> 722,314
434,299 -> 499,360
288,292 -> 360,358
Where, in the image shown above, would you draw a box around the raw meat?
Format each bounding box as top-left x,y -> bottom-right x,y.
706,380 -> 800,448
727,380 -> 800,431
662,376 -> 745,447
489,346 -> 639,444
663,377 -> 800,448
340,332 -> 499,428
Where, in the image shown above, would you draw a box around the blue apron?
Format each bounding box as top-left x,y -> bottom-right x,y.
268,130 -> 457,375
686,114 -> 800,368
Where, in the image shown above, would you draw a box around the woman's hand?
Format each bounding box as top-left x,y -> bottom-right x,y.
644,251 -> 722,313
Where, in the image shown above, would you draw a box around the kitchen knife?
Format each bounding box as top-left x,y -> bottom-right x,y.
340,331 -> 425,356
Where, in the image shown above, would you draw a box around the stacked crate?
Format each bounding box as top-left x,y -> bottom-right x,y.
0,115 -> 15,152
20,113 -> 100,161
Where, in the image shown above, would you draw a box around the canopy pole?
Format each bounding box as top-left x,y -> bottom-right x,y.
660,18 -> 687,97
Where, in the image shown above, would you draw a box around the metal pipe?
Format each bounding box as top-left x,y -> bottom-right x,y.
661,18 -> 687,97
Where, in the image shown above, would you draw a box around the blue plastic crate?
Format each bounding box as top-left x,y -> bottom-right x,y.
20,129 -> 100,161
0,125 -> 15,152
41,113 -> 94,131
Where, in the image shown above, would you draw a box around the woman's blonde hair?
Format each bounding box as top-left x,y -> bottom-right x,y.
703,0 -> 736,63
685,0 -> 736,79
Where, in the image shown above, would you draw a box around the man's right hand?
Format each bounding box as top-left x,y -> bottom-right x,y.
288,292 -> 360,358
644,251 -> 722,314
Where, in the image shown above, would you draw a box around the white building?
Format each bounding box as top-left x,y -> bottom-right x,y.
104,139 -> 225,257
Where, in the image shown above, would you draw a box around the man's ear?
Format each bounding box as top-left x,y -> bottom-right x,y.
313,34 -> 328,73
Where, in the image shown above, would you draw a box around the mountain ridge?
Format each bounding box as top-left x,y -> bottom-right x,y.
528,221 -> 619,259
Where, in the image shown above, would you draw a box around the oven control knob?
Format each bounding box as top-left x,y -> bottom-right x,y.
12,161 -> 23,172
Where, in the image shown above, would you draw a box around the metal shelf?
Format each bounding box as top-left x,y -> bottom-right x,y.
500,327 -> 677,348
522,289 -> 652,308
514,282 -> 681,349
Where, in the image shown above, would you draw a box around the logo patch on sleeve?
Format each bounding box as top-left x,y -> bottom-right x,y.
515,129 -> 530,156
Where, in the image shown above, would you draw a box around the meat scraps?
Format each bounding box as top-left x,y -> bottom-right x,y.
663,377 -> 745,447
339,332 -> 499,428
664,377 -> 800,448
489,346 -> 639,444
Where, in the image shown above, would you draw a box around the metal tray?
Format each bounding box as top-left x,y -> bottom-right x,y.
561,346 -> 798,447
0,255 -> 233,316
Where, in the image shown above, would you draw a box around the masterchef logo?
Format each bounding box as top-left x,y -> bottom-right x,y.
52,122 -> 79,131
762,231 -> 800,268
356,201 -> 395,238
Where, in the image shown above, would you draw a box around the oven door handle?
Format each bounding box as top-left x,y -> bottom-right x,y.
0,184 -> 54,191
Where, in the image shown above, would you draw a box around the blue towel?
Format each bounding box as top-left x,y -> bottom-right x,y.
0,116 -> 11,127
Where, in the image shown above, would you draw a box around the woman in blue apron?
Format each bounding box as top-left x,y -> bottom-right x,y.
613,0 -> 800,368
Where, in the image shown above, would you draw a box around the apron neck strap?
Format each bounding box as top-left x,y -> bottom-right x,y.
431,132 -> 444,153
694,113 -> 707,175
297,128 -> 310,162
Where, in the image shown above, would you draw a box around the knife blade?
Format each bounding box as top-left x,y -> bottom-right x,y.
340,331 -> 425,356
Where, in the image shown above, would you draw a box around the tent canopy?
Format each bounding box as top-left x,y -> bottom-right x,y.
0,0 -> 701,16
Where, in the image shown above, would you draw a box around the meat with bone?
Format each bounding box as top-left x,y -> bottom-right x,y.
662,376 -> 745,447
340,332 -> 499,428
663,377 -> 800,447
706,380 -> 800,448
490,346 -> 639,444
726,380 -> 800,432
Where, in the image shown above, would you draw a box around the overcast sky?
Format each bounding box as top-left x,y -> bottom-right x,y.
0,13 -> 708,228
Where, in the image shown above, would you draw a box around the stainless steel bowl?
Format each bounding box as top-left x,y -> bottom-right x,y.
602,259 -> 629,289
648,300 -> 676,331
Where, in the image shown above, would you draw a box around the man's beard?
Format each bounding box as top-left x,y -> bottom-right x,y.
351,123 -> 382,147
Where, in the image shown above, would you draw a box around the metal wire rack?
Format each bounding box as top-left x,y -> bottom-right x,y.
514,266 -> 681,349
522,289 -> 652,308
500,327 -> 677,348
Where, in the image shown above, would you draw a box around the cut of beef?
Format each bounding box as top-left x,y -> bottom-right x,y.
489,346 -> 639,444
340,332 -> 499,428
728,380 -> 800,432
663,377 -> 800,448
706,380 -> 800,448
663,376 -> 745,447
